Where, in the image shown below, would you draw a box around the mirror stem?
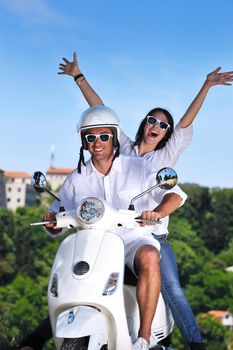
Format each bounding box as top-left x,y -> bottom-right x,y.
44,188 -> 62,203
128,182 -> 164,210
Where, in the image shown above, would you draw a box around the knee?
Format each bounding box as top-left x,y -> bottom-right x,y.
136,246 -> 160,273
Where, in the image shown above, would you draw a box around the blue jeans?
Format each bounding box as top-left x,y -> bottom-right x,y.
154,234 -> 203,345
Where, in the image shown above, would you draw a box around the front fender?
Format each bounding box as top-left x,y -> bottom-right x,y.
56,305 -> 108,338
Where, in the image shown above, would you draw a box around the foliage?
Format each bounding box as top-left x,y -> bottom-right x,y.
0,184 -> 233,349
202,188 -> 233,253
197,313 -> 228,350
0,273 -> 48,349
0,209 -> 16,285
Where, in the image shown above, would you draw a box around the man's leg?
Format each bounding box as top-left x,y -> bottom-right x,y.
134,245 -> 161,343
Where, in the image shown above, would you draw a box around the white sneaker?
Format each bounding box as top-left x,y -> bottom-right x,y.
132,337 -> 149,350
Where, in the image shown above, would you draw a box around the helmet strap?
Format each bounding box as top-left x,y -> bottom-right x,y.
112,141 -> 120,162
77,145 -> 86,174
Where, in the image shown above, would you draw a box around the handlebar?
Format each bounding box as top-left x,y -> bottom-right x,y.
135,217 -> 162,224
30,220 -> 57,226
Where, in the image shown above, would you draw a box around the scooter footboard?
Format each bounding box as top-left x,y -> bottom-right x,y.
56,305 -> 108,338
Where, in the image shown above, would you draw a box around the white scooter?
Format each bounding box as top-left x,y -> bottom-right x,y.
31,167 -> 178,350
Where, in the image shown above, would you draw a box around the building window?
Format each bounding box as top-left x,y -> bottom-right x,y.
18,188 -> 21,192
11,178 -> 14,182
17,198 -> 20,203
7,198 -> 11,202
8,187 -> 11,192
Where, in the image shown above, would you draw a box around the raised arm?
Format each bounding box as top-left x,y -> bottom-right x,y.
58,52 -> 104,107
179,67 -> 233,128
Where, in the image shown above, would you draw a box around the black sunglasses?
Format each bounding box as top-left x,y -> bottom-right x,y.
146,115 -> 170,130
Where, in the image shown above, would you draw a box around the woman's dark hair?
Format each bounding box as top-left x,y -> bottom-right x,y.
134,107 -> 174,151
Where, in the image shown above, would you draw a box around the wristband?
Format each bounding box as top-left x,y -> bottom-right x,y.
74,73 -> 84,82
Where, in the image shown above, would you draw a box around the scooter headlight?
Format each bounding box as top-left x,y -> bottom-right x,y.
77,197 -> 105,225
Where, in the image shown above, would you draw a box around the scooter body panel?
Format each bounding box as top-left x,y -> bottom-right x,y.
49,230 -> 132,349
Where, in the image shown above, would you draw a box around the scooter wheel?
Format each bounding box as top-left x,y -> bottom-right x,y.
61,337 -> 89,350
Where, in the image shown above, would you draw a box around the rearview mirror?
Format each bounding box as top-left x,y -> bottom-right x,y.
32,171 -> 47,193
156,167 -> 178,190
128,167 -> 178,210
31,171 -> 62,205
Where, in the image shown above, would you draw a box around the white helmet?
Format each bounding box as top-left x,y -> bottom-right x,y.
77,105 -> 120,132
77,105 -> 120,149
77,106 -> 121,173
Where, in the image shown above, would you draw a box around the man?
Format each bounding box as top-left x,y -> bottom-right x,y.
19,105 -> 187,350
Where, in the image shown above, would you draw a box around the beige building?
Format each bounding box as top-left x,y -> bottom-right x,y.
0,167 -> 73,211
4,171 -> 37,211
46,168 -> 74,192
0,169 -> 6,208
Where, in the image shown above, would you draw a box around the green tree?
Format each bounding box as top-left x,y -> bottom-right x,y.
169,216 -> 209,286
178,183 -> 211,235
201,189 -> 233,253
14,206 -> 59,278
188,263 -> 233,313
0,273 -> 48,349
218,239 -> 233,267
197,313 -> 228,350
0,209 -> 16,285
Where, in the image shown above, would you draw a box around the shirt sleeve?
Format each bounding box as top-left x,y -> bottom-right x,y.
163,122 -> 193,165
159,184 -> 187,207
147,122 -> 193,169
118,128 -> 135,155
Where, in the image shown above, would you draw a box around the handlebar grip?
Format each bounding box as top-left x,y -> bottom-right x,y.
135,217 -> 162,224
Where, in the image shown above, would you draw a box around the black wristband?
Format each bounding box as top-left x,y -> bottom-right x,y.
74,73 -> 84,82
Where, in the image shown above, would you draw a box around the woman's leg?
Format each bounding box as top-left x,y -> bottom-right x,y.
155,235 -> 203,347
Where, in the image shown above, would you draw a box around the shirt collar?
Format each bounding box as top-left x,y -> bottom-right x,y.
85,155 -> 123,176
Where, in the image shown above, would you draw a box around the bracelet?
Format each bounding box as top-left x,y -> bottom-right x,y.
74,73 -> 85,83
76,76 -> 85,85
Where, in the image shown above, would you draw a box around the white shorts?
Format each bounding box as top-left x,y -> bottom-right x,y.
114,227 -> 160,275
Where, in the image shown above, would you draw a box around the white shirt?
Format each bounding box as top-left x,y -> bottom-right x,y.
49,154 -> 187,236
119,123 -> 193,170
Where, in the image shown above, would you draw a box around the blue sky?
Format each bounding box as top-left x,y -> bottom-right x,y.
0,0 -> 232,187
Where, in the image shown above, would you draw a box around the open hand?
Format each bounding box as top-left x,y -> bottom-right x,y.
206,67 -> 233,87
57,52 -> 80,77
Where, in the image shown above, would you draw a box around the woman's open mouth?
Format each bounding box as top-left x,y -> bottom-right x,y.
150,130 -> 158,138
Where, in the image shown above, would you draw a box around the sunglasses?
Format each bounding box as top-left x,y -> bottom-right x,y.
146,115 -> 170,130
84,133 -> 113,144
